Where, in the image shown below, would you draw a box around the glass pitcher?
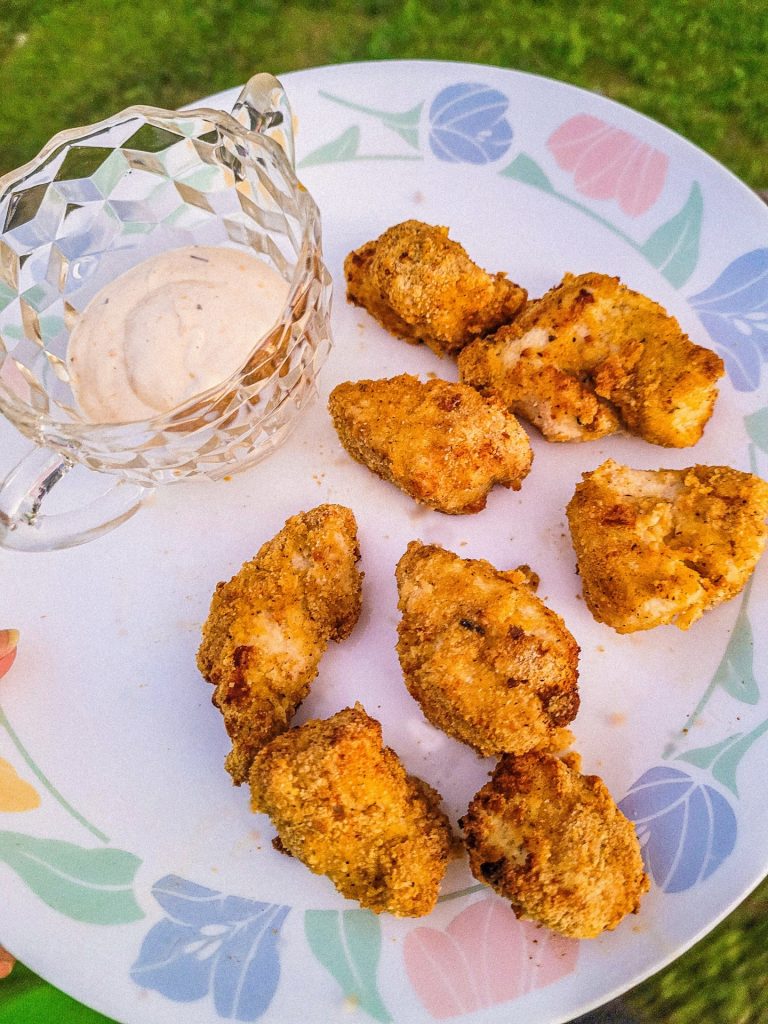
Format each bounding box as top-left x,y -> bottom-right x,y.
0,73 -> 332,551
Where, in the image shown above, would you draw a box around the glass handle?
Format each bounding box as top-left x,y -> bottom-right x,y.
231,73 -> 296,168
0,447 -> 148,552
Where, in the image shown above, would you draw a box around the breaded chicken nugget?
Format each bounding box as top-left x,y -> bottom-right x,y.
460,751 -> 649,939
197,505 -> 363,784
249,703 -> 457,916
344,220 -> 527,357
395,542 -> 579,757
458,271 -> 724,446
328,374 -> 533,514
566,459 -> 768,633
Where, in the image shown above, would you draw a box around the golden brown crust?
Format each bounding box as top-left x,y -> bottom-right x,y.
395,542 -> 579,757
249,703 -> 458,916
458,271 -> 724,446
328,374 -> 533,514
196,505 -> 363,783
460,751 -> 649,939
566,459 -> 768,632
344,220 -> 527,357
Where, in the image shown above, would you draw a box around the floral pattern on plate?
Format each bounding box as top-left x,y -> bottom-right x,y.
690,248 -> 768,391
2,61 -> 768,1024
427,83 -> 514,164
131,875 -> 290,1021
404,898 -> 578,1018
547,113 -> 668,216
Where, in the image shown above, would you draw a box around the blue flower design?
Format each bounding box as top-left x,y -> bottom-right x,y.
428,83 -> 513,164
619,767 -> 737,893
130,874 -> 290,1021
689,248 -> 768,391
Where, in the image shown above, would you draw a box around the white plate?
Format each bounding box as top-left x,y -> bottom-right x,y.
2,60 -> 768,1024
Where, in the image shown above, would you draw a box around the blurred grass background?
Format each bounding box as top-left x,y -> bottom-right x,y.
0,0 -> 767,187
1,1 -> 767,1022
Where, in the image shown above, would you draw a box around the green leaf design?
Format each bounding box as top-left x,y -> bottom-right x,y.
745,408 -> 768,455
385,123 -> 420,149
711,602 -> 759,705
299,126 -> 360,167
500,153 -> 556,192
380,104 -> 423,149
678,716 -> 768,796
678,733 -> 745,795
663,576 -> 760,761
710,722 -> 768,794
317,91 -> 423,150
0,831 -> 144,924
305,909 -> 392,1022
0,706 -> 109,843
376,102 -> 423,128
640,182 -> 702,287
499,152 -> 640,251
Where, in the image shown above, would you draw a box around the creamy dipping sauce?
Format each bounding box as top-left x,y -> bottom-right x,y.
66,246 -> 291,423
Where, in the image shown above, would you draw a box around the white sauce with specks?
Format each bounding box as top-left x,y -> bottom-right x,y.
67,246 -> 290,423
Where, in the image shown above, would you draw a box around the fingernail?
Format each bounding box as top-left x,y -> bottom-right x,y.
0,947 -> 15,979
0,630 -> 19,678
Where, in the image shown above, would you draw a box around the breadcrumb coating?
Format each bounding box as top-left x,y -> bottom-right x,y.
395,542 -> 579,757
344,220 -> 527,357
197,505 -> 363,784
460,751 -> 649,939
328,374 -> 533,514
566,459 -> 768,632
458,271 -> 724,446
249,703 -> 458,916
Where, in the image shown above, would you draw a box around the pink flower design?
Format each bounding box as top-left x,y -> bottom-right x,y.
548,114 -> 668,216
0,630 -> 19,680
404,897 -> 578,1018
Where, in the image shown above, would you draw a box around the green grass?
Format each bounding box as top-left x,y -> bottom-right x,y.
626,879 -> 768,1024
0,0 -> 766,187
0,2 -> 767,1022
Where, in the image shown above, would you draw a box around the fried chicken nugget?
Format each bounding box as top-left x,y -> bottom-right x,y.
249,703 -> 457,916
460,752 -> 649,939
458,271 -> 724,446
566,459 -> 768,633
344,220 -> 527,357
328,374 -> 533,514
395,542 -> 579,757
197,505 -> 363,784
